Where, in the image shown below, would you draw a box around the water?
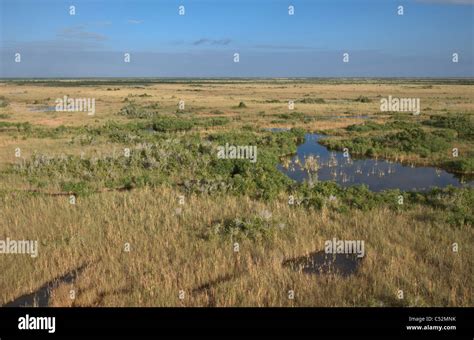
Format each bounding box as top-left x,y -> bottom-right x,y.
278,133 -> 473,192
28,105 -> 57,112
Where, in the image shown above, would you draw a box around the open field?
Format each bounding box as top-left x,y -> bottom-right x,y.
0,79 -> 473,306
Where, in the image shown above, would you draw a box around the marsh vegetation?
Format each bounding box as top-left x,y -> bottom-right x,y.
0,79 -> 472,307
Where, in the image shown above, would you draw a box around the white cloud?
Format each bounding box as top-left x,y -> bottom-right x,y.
193,38 -> 232,46
57,25 -> 107,41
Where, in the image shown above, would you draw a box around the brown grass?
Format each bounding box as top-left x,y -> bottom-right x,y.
0,187 -> 472,307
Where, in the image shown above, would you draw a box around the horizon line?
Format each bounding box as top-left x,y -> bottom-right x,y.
2,77 -> 474,80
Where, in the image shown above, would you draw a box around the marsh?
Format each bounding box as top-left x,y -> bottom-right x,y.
278,133 -> 473,191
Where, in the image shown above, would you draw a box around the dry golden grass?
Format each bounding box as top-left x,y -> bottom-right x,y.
0,186 -> 472,307
1,82 -> 472,126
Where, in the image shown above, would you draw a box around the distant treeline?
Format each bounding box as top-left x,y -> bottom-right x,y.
1,78 -> 474,86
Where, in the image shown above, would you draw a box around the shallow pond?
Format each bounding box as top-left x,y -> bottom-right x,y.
28,105 -> 57,112
277,133 -> 473,192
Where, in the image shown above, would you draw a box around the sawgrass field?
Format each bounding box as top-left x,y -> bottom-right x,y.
0,79 -> 472,307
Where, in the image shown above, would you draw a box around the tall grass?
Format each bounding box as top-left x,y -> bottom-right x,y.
1,186 -> 472,307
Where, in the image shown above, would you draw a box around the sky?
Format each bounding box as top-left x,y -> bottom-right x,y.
0,0 -> 473,77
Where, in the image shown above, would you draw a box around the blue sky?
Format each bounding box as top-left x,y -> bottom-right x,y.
0,0 -> 473,77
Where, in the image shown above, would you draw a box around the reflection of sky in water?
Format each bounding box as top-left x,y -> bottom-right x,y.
278,134 -> 474,192
28,105 -> 57,112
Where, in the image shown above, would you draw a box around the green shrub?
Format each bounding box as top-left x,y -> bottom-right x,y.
346,120 -> 413,133
0,96 -> 9,108
297,97 -> 325,104
208,217 -> 275,241
325,125 -> 451,158
423,115 -> 474,141
60,181 -> 94,196
443,159 -> 474,174
152,117 -> 194,132
277,112 -> 306,121
198,117 -> 230,127
354,96 -> 371,103
118,102 -> 159,119
0,121 -> 32,132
